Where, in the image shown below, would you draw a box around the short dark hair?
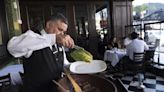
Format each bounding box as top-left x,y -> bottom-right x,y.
131,32 -> 139,40
46,13 -> 68,25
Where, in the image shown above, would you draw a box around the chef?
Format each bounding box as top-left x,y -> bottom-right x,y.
7,13 -> 74,92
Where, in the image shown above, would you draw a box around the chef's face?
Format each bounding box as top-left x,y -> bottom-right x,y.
46,20 -> 68,35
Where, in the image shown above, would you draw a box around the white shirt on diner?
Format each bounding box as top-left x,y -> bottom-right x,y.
126,38 -> 149,60
7,29 -> 70,65
124,37 -> 132,46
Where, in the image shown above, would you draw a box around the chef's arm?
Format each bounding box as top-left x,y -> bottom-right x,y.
7,30 -> 56,58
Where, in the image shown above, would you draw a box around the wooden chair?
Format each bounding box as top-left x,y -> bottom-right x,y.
0,73 -> 11,92
133,52 -> 145,63
124,52 -> 145,89
126,52 -> 145,71
132,52 -> 145,89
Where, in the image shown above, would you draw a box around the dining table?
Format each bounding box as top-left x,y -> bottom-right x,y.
0,64 -> 24,85
104,49 -> 126,66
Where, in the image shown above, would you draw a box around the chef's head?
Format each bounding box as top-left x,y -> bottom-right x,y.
45,13 -> 68,35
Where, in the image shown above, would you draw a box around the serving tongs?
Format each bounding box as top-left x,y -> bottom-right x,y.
64,69 -> 82,92
53,69 -> 82,92
69,45 -> 83,53
52,80 -> 70,92
74,45 -> 82,50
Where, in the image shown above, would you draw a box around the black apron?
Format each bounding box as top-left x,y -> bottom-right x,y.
23,39 -> 64,92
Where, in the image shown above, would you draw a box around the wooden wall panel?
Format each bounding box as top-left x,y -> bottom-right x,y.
113,1 -> 133,39
0,0 -> 10,61
87,3 -> 99,58
66,3 -> 77,43
0,0 -> 9,44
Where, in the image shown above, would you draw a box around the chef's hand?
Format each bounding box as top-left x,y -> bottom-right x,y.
56,34 -> 75,48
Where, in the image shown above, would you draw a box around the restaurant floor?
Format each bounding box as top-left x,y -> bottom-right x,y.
104,70 -> 164,92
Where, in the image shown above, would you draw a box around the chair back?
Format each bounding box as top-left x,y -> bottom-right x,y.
0,73 -> 11,92
133,52 -> 145,63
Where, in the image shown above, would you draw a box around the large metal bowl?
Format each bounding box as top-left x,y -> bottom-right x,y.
58,74 -> 117,92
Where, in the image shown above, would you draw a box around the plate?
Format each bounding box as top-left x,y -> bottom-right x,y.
70,60 -> 107,74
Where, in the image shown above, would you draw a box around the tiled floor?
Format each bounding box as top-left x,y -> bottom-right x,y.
105,70 -> 164,92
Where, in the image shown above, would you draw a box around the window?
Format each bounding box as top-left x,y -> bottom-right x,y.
144,23 -> 164,65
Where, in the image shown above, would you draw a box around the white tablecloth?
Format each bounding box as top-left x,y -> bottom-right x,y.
0,64 -> 24,85
104,49 -> 126,66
